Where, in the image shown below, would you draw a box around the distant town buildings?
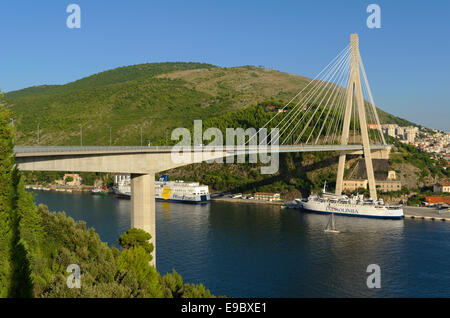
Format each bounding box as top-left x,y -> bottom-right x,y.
381,124 -> 449,169
381,124 -> 419,144
412,127 -> 449,160
433,182 -> 450,193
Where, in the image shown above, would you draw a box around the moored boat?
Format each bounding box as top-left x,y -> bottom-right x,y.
91,186 -> 109,195
298,182 -> 403,219
112,174 -> 210,203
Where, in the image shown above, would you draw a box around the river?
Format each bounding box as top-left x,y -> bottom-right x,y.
31,190 -> 450,297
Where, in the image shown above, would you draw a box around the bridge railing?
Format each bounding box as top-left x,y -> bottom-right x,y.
14,144 -> 390,154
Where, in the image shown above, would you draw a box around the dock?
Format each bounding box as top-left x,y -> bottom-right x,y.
403,206 -> 450,222
211,196 -> 284,206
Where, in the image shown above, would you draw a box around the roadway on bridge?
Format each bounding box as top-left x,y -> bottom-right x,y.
14,144 -> 390,157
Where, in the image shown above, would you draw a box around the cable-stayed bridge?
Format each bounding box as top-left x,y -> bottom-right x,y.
14,34 -> 390,266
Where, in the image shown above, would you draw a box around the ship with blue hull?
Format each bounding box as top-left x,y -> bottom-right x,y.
297,183 -> 403,219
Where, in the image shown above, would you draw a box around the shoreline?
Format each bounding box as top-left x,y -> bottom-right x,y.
403,206 -> 450,221
26,188 -> 450,220
211,196 -> 284,206
25,184 -> 95,193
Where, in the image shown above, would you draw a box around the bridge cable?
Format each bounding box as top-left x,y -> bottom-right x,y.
359,56 -> 386,144
277,47 -> 351,145
246,44 -> 350,146
324,60 -> 351,144
268,46 -> 351,145
291,49 -> 351,145
306,54 -> 352,144
314,56 -> 351,144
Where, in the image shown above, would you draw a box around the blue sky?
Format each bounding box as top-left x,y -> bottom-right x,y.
0,0 -> 449,130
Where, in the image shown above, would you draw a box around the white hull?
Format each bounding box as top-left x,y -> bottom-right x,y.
300,200 -> 403,219
113,179 -> 210,204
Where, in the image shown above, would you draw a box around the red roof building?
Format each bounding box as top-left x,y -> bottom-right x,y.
264,106 -> 278,112
254,192 -> 281,201
425,196 -> 450,205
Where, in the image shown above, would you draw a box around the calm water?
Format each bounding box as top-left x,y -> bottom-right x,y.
31,190 -> 450,297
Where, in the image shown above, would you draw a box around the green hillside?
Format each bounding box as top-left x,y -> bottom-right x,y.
4,62 -> 414,146
0,103 -> 216,298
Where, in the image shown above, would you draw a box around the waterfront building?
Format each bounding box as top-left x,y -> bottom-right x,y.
342,179 -> 368,192
376,180 -> 402,192
254,192 -> 281,201
433,182 -> 450,193
425,196 -> 450,206
343,171 -> 401,193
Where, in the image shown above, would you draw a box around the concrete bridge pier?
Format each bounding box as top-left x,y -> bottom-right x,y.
131,173 -> 156,267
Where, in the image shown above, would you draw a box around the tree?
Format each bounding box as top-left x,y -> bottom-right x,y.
116,246 -> 163,297
118,228 -> 154,256
161,270 -> 184,298
64,176 -> 74,183
0,94 -> 15,297
182,283 -> 214,298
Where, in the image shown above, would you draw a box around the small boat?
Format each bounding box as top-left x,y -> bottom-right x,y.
324,212 -> 340,234
91,186 -> 109,195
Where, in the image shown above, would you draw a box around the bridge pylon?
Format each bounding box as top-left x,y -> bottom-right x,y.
335,33 -> 377,200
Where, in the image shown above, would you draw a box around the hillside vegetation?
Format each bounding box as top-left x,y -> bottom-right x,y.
5,62 -> 414,146
5,61 -> 426,200
158,102 -> 445,198
0,102 -> 216,298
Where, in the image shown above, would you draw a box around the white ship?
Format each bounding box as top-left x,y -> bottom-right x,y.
113,174 -> 210,204
297,182 -> 403,219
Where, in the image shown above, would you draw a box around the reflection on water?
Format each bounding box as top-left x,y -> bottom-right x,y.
31,191 -> 450,297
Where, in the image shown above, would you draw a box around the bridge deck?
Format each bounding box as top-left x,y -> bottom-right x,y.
14,144 -> 390,157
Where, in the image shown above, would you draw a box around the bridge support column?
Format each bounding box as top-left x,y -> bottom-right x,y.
335,33 -> 377,200
335,153 -> 347,195
131,173 -> 156,267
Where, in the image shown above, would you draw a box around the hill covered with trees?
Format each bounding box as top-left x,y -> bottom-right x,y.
0,101 -> 216,298
4,62 -> 414,146
160,101 -> 447,199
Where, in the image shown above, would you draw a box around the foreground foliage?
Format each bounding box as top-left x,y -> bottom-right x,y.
33,206 -> 214,298
0,103 -> 215,298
